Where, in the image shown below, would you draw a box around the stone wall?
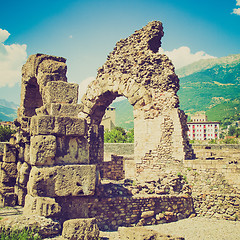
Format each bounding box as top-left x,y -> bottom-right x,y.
99,155 -> 125,180
88,195 -> 194,230
194,194 -> 240,221
104,143 -> 134,160
104,142 -> 240,156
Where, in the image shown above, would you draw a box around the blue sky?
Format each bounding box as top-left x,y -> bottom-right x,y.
0,0 -> 240,104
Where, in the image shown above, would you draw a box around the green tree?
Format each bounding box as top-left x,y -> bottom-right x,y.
0,126 -> 16,142
126,128 -> 134,143
104,127 -> 134,143
228,125 -> 236,136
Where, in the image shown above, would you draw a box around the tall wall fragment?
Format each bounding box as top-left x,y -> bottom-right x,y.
81,21 -> 195,177
11,54 -> 97,217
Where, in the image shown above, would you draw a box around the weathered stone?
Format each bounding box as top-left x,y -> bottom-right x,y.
30,135 -> 57,166
0,192 -> 17,207
0,215 -> 61,238
118,227 -> 184,240
0,162 -> 17,183
30,116 -> 86,136
62,218 -> 99,240
141,210 -> 155,218
27,165 -> 96,197
17,162 -> 31,185
55,136 -> 89,164
43,81 -> 79,104
45,103 -> 83,116
14,184 -> 27,206
3,143 -> 16,163
23,194 -> 61,217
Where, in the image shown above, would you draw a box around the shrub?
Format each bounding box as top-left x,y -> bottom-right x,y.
0,227 -> 42,240
0,126 -> 16,142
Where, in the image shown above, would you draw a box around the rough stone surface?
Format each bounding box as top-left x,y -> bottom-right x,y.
81,21 -> 194,168
23,194 -> 61,217
30,116 -> 86,136
62,218 -> 99,240
0,215 -> 61,238
3,143 -> 16,163
55,136 -> 89,165
43,81 -> 79,104
118,227 -> 184,240
27,165 -> 96,197
30,135 -> 57,166
45,103 -> 83,117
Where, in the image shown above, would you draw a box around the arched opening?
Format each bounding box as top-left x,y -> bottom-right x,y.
87,92 -> 135,180
23,77 -> 43,117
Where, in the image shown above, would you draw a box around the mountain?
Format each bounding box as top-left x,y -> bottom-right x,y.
206,97 -> 240,122
111,54 -> 240,128
111,99 -> 134,129
0,99 -> 18,121
177,54 -> 240,119
176,54 -> 240,78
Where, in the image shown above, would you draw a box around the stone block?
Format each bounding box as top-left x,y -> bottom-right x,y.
46,103 -> 83,117
14,184 -> 27,206
30,116 -> 86,136
141,210 -> 155,218
43,81 -> 79,104
118,227 -> 184,240
23,194 -> 62,217
30,115 -> 60,135
62,218 -> 99,240
57,197 -> 89,219
27,165 -> 96,197
30,135 -> 57,166
0,162 -> 17,184
17,161 -> 31,186
0,214 -> 61,238
3,143 -> 16,163
55,136 -> 89,165
0,192 -> 17,207
56,117 -> 86,136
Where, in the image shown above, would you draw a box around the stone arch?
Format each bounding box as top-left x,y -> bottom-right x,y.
81,21 -> 194,172
18,54 -> 67,119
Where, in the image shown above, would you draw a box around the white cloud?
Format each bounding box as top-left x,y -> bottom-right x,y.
79,76 -> 95,100
159,46 -> 216,69
0,29 -> 27,87
233,8 -> 240,15
233,0 -> 240,15
0,29 -> 10,43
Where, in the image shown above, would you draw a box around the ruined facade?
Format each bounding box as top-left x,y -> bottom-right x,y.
81,21 -> 194,167
0,21 -> 195,226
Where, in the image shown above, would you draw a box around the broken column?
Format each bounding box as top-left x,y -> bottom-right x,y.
12,54 -> 97,217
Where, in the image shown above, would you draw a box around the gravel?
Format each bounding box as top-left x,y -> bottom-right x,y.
100,217 -> 240,240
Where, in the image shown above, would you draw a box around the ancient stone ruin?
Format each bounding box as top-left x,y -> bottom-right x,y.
0,21 -> 197,233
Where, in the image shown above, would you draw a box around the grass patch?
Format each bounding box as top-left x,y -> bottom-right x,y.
0,227 -> 42,240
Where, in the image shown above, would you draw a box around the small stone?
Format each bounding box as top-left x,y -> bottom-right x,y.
141,210 -> 155,218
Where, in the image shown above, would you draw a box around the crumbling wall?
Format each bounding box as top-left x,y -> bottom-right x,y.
81,21 -> 194,179
0,142 -> 17,206
0,22 -> 196,227
99,155 -> 125,180
10,54 -> 97,218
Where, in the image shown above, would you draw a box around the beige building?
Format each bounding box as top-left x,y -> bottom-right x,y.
187,113 -> 220,140
101,106 -> 116,130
